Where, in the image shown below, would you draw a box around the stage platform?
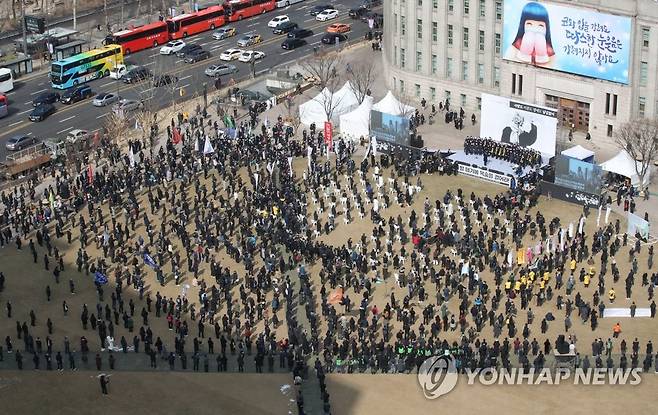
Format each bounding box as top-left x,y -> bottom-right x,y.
447,150 -> 547,186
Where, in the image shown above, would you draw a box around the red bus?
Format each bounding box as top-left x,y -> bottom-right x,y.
166,5 -> 226,39
224,0 -> 276,22
104,21 -> 169,55
0,94 -> 8,119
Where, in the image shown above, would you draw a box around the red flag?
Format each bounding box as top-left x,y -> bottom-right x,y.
172,127 -> 182,144
324,121 -> 333,151
87,164 -> 93,184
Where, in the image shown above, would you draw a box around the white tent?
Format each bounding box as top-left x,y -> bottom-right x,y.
299,88 -> 332,126
332,81 -> 360,116
599,150 -> 651,187
372,90 -> 415,117
339,96 -> 373,140
561,145 -> 595,162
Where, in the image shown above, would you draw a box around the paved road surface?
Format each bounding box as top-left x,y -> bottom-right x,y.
0,0 -> 375,160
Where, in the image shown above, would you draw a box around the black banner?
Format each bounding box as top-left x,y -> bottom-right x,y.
539,181 -> 601,206
25,15 -> 46,34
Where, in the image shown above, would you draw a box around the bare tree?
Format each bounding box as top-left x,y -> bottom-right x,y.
283,94 -> 301,133
345,61 -> 375,104
395,93 -> 416,119
615,118 -> 658,190
299,52 -> 343,92
103,111 -> 130,145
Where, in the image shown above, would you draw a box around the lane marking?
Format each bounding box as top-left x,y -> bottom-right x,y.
56,126 -> 74,134
23,101 -> 32,105
58,115 -> 76,123
8,121 -> 22,127
96,113 -> 109,119
180,83 -> 191,89
179,75 -> 192,80
30,88 -> 47,95
100,82 -> 114,88
143,61 -> 155,66
18,109 -> 32,115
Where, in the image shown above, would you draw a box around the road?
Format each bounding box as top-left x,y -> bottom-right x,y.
0,0 -> 376,160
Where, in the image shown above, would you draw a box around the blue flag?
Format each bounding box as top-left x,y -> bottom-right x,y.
143,252 -> 158,269
94,271 -> 108,285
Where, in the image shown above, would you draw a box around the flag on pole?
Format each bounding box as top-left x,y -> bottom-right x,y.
371,135 -> 378,157
143,253 -> 158,269
49,190 -> 55,209
128,146 -> 136,168
94,271 -> 108,285
87,164 -> 94,184
223,114 -> 234,129
172,127 -> 182,144
203,135 -> 214,154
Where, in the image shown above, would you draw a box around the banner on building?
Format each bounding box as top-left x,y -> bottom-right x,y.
457,163 -> 513,186
480,93 -> 557,157
502,0 -> 631,84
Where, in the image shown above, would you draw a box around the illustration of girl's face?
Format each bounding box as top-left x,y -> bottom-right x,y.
524,19 -> 546,34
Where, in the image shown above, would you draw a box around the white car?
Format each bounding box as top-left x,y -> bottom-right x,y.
315,9 -> 338,21
220,48 -> 244,61
238,50 -> 265,62
66,129 -> 88,144
160,40 -> 186,55
268,15 -> 290,28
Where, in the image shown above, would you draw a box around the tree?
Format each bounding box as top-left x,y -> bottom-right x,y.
395,93 -> 416,119
283,94 -> 301,133
345,61 -> 375,104
103,111 -> 130,145
299,52 -> 342,92
615,118 -> 658,190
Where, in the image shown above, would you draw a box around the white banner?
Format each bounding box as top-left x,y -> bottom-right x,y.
480,93 -> 557,157
458,164 -> 512,186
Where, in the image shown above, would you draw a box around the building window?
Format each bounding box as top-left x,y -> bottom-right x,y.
477,96 -> 482,110
417,19 -> 423,39
607,124 -> 613,137
518,74 -> 523,95
447,57 -> 453,78
493,66 -> 500,87
394,46 -> 398,65
463,27 -> 469,48
415,84 -> 421,98
448,0 -> 454,12
431,54 -> 437,74
642,26 -> 650,48
462,60 -> 468,81
401,48 -> 406,68
401,16 -> 406,35
512,74 -> 516,95
445,90 -> 451,101
463,0 -> 469,15
479,0 -> 485,17
477,63 -> 484,84
400,79 -> 405,93
394,13 -> 398,33
479,30 -> 485,51
417,0 -> 422,6
640,61 -> 648,87
495,1 -> 502,20
432,22 -> 438,42
461,93 -> 467,107
495,33 -> 501,54
430,87 -> 436,100
433,0 -> 438,8
416,51 -> 422,71
605,93 -> 611,115
613,94 -> 618,116
639,96 -> 646,117
447,25 -> 453,45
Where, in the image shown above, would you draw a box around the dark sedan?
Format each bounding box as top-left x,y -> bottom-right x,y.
281,38 -> 307,50
287,28 -> 314,39
309,4 -> 332,15
321,33 -> 348,45
28,103 -> 56,122
32,91 -> 60,107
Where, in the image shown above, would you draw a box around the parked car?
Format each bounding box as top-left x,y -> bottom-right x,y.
321,33 -> 348,44
237,34 -> 262,47
28,103 -> 56,122
220,48 -> 244,61
60,85 -> 93,104
65,129 -> 88,144
309,4 -> 332,15
5,134 -> 36,151
238,50 -> 265,62
205,64 -> 238,77
235,89 -> 270,103
212,27 -> 236,40
316,9 -> 338,21
92,92 -> 120,107
268,15 -> 290,27
349,7 -> 368,18
176,43 -> 202,58
184,49 -> 210,63
153,74 -> 178,87
123,67 -> 152,84
32,91 -> 60,107
287,28 -> 314,39
112,99 -> 143,114
160,40 -> 186,55
281,38 -> 307,50
327,23 -> 350,33
273,21 -> 298,34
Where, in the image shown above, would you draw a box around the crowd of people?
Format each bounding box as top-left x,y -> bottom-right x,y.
0,91 -> 656,413
464,136 -> 543,168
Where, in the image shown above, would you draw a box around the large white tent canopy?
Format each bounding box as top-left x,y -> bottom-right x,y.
599,150 -> 651,187
561,145 -> 595,162
372,90 -> 415,117
299,88 -> 332,126
339,96 -> 373,139
332,81 -> 360,115
299,82 -> 361,126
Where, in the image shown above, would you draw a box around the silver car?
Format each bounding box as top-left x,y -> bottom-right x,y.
205,64 -> 238,77
112,99 -> 143,114
5,134 -> 36,151
92,92 -> 120,107
237,34 -> 262,47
